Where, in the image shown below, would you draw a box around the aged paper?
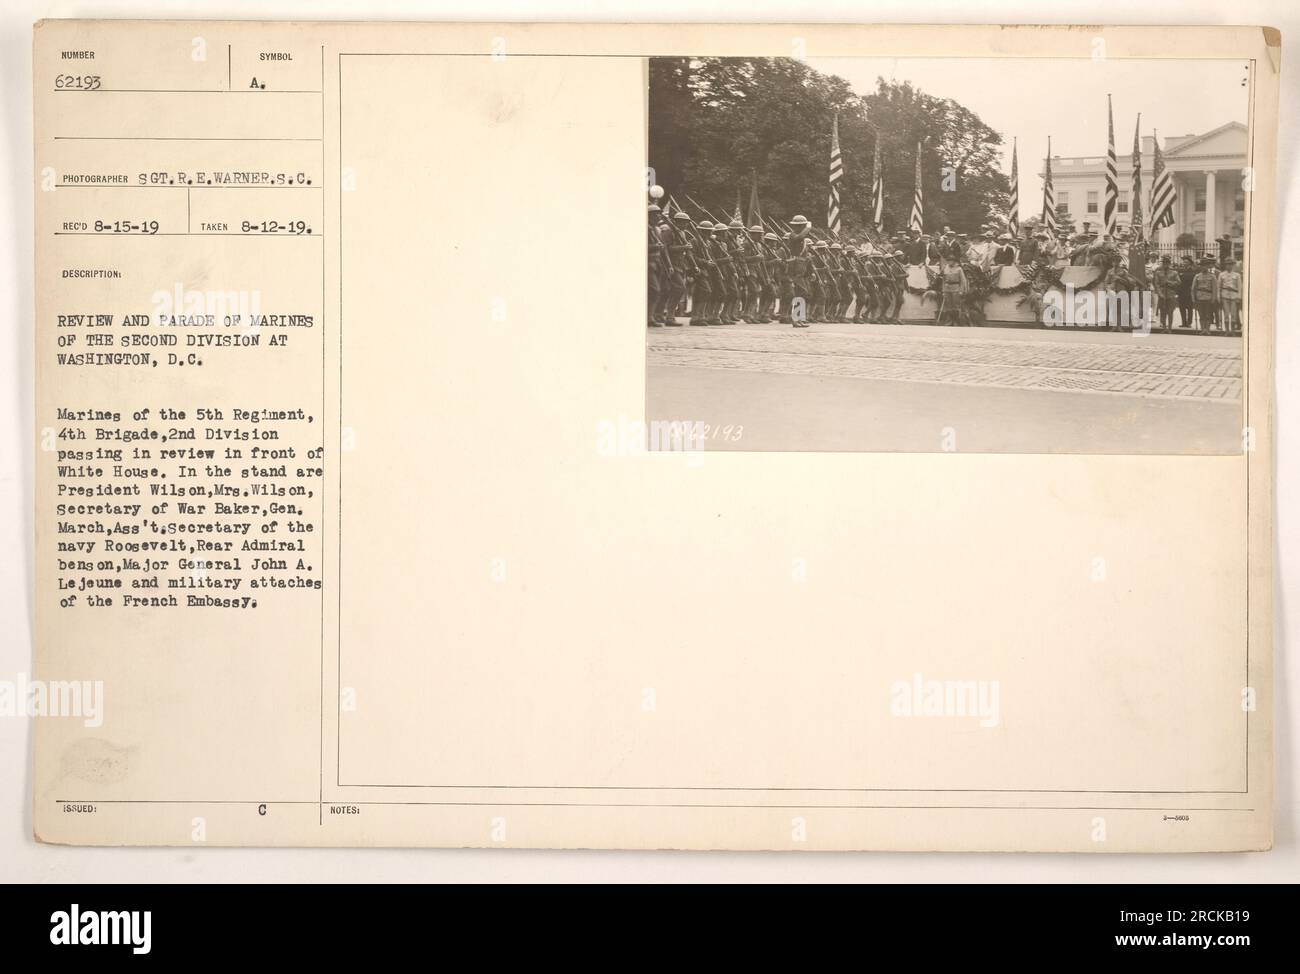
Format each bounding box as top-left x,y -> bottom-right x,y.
32,20 -> 1277,850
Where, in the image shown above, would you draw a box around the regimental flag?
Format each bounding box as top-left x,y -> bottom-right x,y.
732,188 -> 743,226
1104,94 -> 1119,235
1129,114 -> 1145,242
828,112 -> 844,235
1007,138 -> 1020,237
910,141 -> 924,232
1041,137 -> 1057,232
748,171 -> 762,227
871,138 -> 884,231
1149,129 -> 1177,232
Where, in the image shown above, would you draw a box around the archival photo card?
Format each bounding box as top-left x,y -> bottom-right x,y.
646,55 -> 1254,454
30,21 -> 1276,853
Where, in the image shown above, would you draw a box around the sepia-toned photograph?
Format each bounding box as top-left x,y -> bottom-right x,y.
646,55 -> 1253,454
14,7 -> 1288,901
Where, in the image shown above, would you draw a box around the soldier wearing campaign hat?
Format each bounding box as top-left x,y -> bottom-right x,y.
782,216 -> 813,327
1151,255 -> 1180,332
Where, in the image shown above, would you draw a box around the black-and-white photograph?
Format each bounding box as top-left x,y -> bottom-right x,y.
646,56 -> 1252,454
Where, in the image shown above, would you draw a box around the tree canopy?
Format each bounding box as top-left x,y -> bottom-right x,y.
649,57 -> 1012,236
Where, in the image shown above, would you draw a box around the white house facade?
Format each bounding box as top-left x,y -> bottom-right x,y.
1039,122 -> 1248,247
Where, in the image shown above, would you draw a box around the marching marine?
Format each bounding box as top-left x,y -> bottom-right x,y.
782,215 -> 814,327
807,240 -> 827,323
828,242 -> 851,322
761,231 -> 784,323
647,203 -> 666,327
714,222 -> 740,324
689,222 -> 718,326
659,210 -> 695,326
743,225 -> 770,322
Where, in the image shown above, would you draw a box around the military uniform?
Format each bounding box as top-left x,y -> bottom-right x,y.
861,253 -> 882,323
847,247 -> 869,323
689,225 -> 717,326
782,216 -> 813,327
659,212 -> 695,326
936,259 -> 969,326
742,226 -> 768,322
647,204 -> 666,327
761,232 -> 783,322
726,222 -> 750,322
714,225 -> 740,324
708,226 -> 735,325
883,254 -> 903,321
808,241 -> 829,323
1152,260 -> 1181,332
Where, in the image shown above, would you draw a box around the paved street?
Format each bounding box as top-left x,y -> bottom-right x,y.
647,322 -> 1243,454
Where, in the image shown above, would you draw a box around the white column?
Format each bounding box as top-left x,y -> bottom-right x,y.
1178,173 -> 1190,242
1174,174 -> 1184,241
1204,170 -> 1217,251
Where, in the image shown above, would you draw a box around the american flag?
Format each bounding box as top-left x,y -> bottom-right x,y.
828,113 -> 843,235
1007,138 -> 1020,237
1103,95 -> 1118,234
871,138 -> 883,231
1149,130 -> 1177,232
1041,137 -> 1057,232
910,141 -> 923,232
1130,114 -> 1144,242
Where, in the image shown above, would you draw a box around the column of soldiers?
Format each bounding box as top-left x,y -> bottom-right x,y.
652,201 -> 1246,334
648,203 -> 910,329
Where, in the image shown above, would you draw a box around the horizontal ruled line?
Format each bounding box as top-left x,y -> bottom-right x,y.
54,136 -> 322,142
57,799 -> 319,805
54,232 -> 324,238
54,88 -> 323,94
56,184 -> 323,189
341,783 -> 1249,794
52,799 -> 1257,812
335,52 -> 1250,61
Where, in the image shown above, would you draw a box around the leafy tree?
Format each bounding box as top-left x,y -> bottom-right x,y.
648,58 -> 1010,236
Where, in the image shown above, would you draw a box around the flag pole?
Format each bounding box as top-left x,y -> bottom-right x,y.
1007,136 -> 1020,238
1103,93 -> 1118,236
827,111 -> 843,237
